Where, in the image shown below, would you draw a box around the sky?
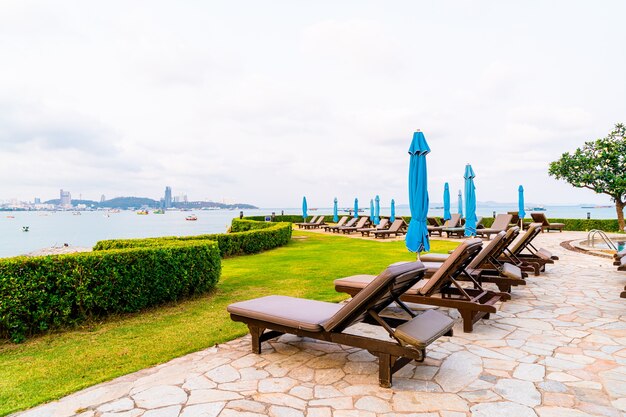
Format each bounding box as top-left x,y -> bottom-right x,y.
1,1 -> 625,207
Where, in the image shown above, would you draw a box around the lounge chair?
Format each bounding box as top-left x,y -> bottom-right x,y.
322,216 -> 349,232
419,228 -> 527,294
295,215 -> 319,229
613,248 -> 626,266
476,214 -> 513,240
301,215 -> 326,229
443,216 -> 484,238
428,214 -> 460,236
530,212 -> 565,232
501,223 -> 558,275
371,218 -> 407,238
339,216 -> 370,234
228,262 -> 455,387
359,218 -> 390,236
336,238 -> 510,332
327,217 -> 356,233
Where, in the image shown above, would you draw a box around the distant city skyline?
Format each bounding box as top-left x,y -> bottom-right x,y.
0,1 -> 624,207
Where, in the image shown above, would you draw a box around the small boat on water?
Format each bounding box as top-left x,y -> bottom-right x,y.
527,206 -> 546,211
153,209 -> 165,214
6,215 -> 14,218
581,205 -> 612,209
185,215 -> 198,221
22,226 -> 29,232
73,212 -> 81,215
136,210 -> 149,215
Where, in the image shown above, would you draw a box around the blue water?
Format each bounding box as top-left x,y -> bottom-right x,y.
1,204 -> 622,258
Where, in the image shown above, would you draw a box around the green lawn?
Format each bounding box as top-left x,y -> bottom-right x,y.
0,231 -> 458,416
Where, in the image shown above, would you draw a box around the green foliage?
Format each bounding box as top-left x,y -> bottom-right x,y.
0,241 -> 221,343
94,220 -> 292,258
546,218 -> 620,232
548,123 -> 626,199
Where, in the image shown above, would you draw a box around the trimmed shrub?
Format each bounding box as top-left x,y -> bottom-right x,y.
94,220 -> 293,258
0,240 -> 221,342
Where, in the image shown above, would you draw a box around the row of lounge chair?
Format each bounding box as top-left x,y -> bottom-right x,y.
428,212 -> 566,240
322,216 -> 408,238
228,222 -> 558,387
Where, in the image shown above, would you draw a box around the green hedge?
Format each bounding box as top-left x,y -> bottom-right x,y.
94,220 -> 293,258
0,240 -> 221,342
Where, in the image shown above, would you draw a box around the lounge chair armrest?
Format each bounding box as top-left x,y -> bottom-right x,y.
501,263 -> 523,280
395,310 -> 454,349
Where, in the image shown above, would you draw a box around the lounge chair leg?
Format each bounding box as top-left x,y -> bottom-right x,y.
459,310 -> 475,333
495,282 -> 511,293
379,353 -> 392,388
249,325 -> 265,354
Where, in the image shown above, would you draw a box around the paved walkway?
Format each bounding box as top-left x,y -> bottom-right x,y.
17,232 -> 626,417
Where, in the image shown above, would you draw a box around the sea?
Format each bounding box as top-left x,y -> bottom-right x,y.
0,204 -> 622,259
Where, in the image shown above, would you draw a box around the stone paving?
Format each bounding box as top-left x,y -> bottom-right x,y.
17,231 -> 626,417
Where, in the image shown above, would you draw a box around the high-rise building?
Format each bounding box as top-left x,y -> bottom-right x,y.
34,197 -> 41,204
60,189 -> 72,207
100,194 -> 106,203
164,186 -> 172,208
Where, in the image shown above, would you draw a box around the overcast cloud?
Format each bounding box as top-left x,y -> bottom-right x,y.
1,0 -> 624,207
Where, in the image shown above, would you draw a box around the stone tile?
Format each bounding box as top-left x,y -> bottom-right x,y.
132,386 -> 187,409
470,401 -> 538,417
392,392 -> 468,412
434,351 -> 482,392
97,398 -> 134,413
142,405 -> 181,417
513,363 -> 545,382
535,406 -> 594,417
268,405 -> 305,417
187,389 -> 242,404
179,402 -> 225,417
494,379 -> 541,407
353,396 -> 392,413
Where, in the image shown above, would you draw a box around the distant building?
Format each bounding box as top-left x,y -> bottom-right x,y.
100,194 -> 106,203
183,194 -> 188,203
34,197 -> 41,204
173,196 -> 180,203
60,189 -> 72,207
164,186 -> 172,208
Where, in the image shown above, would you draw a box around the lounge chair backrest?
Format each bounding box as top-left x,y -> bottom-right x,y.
418,238 -> 483,296
377,218 -> 389,229
530,212 -> 550,226
468,231 -> 505,268
386,219 -> 404,232
307,215 -> 319,223
491,214 -> 513,231
428,217 -> 440,227
355,216 -> 369,228
443,213 -> 461,228
315,216 -> 325,224
510,223 -> 542,254
507,211 -> 520,224
335,216 -> 349,227
323,262 -> 426,332
343,217 -> 358,227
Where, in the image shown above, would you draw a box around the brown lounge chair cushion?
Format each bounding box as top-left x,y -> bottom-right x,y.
395,309 -> 454,349
227,295 -> 343,332
334,274 -> 427,295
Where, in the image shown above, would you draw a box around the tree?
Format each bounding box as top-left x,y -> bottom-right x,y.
548,123 -> 626,231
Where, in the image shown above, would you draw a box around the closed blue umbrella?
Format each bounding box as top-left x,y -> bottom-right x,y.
390,199 -> 396,222
302,196 -> 308,221
405,130 -> 431,254
370,199 -> 375,223
464,164 -> 477,237
518,185 -> 526,227
333,197 -> 339,222
443,183 -> 451,221
354,198 -> 359,218
374,195 -> 380,225
457,190 -> 463,218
